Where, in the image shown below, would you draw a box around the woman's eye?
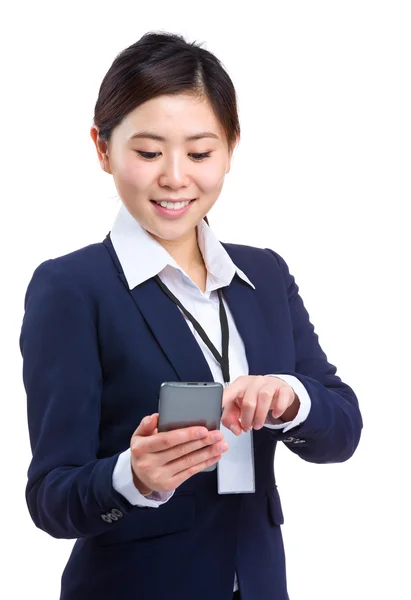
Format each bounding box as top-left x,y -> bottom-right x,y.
190,152 -> 211,161
136,151 -> 159,160
135,151 -> 211,161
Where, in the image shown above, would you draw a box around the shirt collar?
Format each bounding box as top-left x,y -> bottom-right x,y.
109,204 -> 255,292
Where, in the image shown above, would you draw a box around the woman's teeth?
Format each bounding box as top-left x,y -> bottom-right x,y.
155,200 -> 192,210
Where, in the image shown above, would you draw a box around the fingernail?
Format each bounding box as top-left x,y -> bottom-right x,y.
145,415 -> 152,425
217,442 -> 229,452
211,432 -> 223,442
230,424 -> 241,435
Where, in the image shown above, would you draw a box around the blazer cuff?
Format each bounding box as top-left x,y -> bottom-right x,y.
112,449 -> 175,507
263,374 -> 312,433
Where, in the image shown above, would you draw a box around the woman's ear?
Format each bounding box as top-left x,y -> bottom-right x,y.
90,126 -> 112,174
226,136 -> 239,174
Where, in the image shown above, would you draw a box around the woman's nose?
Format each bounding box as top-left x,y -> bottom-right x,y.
158,155 -> 191,188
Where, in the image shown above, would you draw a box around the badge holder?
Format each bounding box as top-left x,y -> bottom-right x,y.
217,383 -> 255,494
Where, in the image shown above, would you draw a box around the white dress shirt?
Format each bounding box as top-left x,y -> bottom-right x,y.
110,204 -> 311,592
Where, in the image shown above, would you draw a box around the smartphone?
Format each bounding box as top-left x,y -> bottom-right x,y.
157,382 -> 224,472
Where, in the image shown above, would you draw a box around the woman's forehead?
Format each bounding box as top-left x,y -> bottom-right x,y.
118,94 -> 224,140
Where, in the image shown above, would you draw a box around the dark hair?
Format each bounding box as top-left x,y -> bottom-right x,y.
93,31 -> 242,226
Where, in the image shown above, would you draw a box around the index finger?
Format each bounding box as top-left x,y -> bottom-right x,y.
139,425 -> 210,454
222,377 -> 248,408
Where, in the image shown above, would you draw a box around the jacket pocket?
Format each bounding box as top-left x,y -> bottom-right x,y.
96,492 -> 196,545
266,486 -> 284,526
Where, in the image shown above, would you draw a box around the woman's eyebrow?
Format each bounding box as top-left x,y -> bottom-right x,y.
128,131 -> 220,142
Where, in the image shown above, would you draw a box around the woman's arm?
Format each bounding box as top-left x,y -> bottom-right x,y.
20,260 -> 131,539
262,248 -> 363,463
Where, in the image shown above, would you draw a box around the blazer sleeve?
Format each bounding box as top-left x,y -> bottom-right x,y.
20,260 -> 132,539
263,248 -> 363,463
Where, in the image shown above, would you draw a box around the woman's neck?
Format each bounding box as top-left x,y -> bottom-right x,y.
150,227 -> 205,274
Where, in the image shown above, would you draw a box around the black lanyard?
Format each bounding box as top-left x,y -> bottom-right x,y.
154,275 -> 230,384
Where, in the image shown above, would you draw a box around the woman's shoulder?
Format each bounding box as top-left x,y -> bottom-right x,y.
25,240 -> 113,299
221,240 -> 286,271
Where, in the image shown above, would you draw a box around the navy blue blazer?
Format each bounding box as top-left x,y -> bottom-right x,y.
20,234 -> 362,600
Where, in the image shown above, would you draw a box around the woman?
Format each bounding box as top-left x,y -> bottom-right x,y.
20,32 -> 363,600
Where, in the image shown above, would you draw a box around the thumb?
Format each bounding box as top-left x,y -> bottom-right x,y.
133,413 -> 159,438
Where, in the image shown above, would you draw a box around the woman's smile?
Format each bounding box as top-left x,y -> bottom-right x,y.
150,198 -> 196,218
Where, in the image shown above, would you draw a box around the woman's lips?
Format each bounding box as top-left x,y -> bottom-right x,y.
151,199 -> 196,218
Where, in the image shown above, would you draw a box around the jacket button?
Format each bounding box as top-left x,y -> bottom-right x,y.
283,437 -> 295,443
110,508 -> 124,519
101,514 -> 113,523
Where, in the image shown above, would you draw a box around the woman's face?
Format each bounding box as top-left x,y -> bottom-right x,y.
92,93 -> 236,244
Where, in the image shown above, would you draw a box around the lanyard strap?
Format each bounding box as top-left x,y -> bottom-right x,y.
154,275 -> 230,384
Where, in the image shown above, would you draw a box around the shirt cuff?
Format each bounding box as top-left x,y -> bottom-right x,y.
263,374 -> 311,433
112,449 -> 175,507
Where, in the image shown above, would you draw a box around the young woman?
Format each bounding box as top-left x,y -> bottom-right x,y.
20,32 -> 363,600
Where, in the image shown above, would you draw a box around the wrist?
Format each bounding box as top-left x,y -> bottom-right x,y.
280,394 -> 300,422
132,471 -> 153,496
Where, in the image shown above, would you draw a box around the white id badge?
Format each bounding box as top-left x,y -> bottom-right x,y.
217,424 -> 255,494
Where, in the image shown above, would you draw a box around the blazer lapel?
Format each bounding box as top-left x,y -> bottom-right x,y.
129,278 -> 215,383
103,234 -> 213,382
223,276 -> 277,377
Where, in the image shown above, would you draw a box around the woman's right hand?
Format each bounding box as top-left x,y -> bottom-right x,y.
130,413 -> 229,495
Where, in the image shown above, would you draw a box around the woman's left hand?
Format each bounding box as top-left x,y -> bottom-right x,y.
221,376 -> 300,435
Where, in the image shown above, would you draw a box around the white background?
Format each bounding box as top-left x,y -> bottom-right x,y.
1,1 -> 410,598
